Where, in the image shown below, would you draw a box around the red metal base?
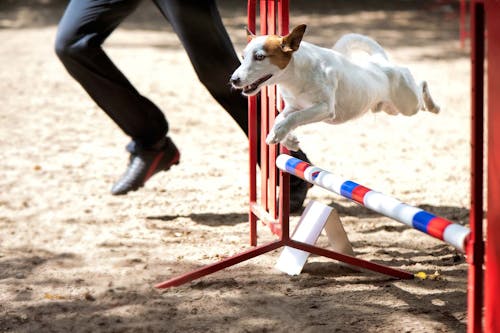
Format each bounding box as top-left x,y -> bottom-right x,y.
155,237 -> 412,289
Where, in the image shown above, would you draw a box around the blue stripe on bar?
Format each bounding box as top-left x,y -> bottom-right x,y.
340,181 -> 359,200
285,157 -> 302,175
412,211 -> 435,234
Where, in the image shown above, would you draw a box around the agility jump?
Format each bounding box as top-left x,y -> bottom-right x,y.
276,154 -> 471,252
155,1 -> 500,331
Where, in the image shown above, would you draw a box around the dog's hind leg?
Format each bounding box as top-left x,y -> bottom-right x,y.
421,81 -> 440,114
389,67 -> 424,116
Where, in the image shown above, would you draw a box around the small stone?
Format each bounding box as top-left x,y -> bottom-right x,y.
84,292 -> 96,301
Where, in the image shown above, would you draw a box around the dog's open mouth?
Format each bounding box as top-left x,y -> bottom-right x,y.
243,74 -> 273,94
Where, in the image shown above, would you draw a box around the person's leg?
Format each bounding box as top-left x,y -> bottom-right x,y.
55,0 -> 167,147
55,0 -> 180,195
153,0 -> 248,133
155,0 -> 311,211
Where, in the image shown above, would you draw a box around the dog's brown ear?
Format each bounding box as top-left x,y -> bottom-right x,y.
280,24 -> 306,53
246,27 -> 256,41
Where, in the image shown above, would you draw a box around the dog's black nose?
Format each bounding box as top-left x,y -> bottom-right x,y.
230,76 -> 240,85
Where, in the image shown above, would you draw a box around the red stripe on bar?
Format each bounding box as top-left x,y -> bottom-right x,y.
426,217 -> 453,240
294,161 -> 309,179
351,185 -> 371,204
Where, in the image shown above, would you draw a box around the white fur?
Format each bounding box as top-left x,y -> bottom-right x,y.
230,31 -> 440,151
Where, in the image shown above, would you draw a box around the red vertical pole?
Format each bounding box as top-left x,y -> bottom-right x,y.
277,0 -> 290,241
259,0 -> 269,212
267,0 -> 278,219
484,1 -> 500,332
278,0 -> 289,35
468,1 -> 484,332
247,0 -> 258,246
460,0 -> 467,48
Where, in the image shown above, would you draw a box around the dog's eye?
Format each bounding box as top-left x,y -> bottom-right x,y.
254,53 -> 266,61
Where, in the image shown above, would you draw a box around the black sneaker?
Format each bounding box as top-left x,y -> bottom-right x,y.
289,149 -> 313,213
111,137 -> 180,195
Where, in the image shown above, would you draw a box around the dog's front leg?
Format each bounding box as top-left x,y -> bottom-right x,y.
265,111 -> 300,151
266,102 -> 331,145
266,107 -> 296,147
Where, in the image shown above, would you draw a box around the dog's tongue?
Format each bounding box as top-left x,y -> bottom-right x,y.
243,83 -> 258,94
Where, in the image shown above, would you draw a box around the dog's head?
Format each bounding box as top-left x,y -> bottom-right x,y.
230,24 -> 306,96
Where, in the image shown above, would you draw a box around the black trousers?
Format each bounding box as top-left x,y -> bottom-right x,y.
55,0 -> 247,148
54,0 -> 310,170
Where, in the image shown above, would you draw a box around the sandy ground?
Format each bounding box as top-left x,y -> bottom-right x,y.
0,1 -> 472,332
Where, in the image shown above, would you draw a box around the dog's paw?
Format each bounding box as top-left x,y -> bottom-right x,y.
266,122 -> 290,145
266,131 -> 280,145
282,134 -> 300,151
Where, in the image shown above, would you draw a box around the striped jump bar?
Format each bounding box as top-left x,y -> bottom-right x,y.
276,154 -> 471,252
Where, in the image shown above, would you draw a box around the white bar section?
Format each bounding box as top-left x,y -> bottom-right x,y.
443,224 -> 470,252
315,172 -> 345,195
363,191 -> 422,227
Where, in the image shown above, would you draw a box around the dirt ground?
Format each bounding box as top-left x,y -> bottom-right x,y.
0,1 -> 472,332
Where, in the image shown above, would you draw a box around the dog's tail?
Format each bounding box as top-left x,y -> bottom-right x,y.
333,33 -> 388,60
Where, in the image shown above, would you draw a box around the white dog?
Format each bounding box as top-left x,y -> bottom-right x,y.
230,24 -> 440,151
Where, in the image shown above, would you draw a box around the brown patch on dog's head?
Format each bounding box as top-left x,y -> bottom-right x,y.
262,24 -> 307,69
263,36 -> 292,69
